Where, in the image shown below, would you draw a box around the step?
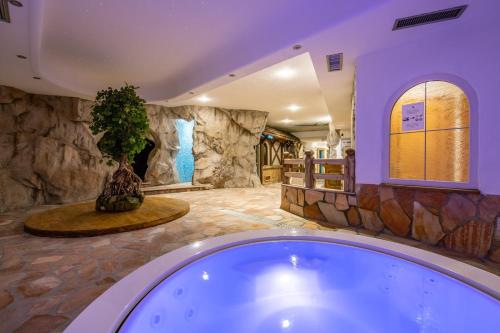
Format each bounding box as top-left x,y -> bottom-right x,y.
141,183 -> 210,196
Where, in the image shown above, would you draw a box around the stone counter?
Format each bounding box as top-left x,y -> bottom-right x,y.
281,183 -> 500,261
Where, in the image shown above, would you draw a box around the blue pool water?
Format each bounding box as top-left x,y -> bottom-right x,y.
175,119 -> 194,183
119,241 -> 499,333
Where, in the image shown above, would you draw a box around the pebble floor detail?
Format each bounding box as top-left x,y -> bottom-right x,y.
0,185 -> 498,332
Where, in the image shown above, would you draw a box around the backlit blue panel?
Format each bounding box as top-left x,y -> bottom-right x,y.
175,119 -> 194,183
120,241 -> 499,333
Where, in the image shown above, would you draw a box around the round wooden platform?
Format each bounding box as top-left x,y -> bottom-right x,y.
24,197 -> 190,237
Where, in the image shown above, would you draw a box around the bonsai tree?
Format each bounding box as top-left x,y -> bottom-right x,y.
90,84 -> 149,212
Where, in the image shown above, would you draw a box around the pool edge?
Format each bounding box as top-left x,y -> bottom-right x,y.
64,229 -> 500,333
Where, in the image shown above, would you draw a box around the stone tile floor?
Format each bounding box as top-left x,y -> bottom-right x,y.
0,185 -> 499,332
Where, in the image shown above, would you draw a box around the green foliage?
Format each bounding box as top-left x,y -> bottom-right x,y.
90,84 -> 149,165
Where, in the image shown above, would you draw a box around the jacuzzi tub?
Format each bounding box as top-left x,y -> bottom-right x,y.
65,230 -> 500,333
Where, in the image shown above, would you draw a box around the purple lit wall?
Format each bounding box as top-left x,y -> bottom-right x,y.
355,23 -> 500,194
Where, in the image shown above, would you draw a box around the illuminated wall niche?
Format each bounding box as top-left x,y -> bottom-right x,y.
390,81 -> 470,183
175,119 -> 195,183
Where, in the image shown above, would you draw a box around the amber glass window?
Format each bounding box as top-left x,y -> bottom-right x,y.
390,81 -> 470,183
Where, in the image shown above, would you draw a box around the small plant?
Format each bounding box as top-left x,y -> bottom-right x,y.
90,84 -> 149,211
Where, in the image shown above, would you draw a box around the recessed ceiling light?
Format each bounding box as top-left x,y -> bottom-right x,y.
16,54 -> 27,59
32,76 -> 41,80
229,73 -> 236,77
287,104 -> 301,112
9,0 -> 23,7
293,44 -> 302,50
196,95 -> 212,103
281,119 -> 293,124
273,67 -> 296,80
318,115 -> 332,123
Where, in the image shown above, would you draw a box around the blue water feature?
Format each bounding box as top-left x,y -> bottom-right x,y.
119,241 -> 499,333
175,119 -> 194,183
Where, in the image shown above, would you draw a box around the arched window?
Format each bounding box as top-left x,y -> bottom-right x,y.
389,81 -> 470,183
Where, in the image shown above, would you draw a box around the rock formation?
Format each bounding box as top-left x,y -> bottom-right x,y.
0,86 -> 114,212
143,105 -> 267,188
0,86 -> 268,212
189,106 -> 266,188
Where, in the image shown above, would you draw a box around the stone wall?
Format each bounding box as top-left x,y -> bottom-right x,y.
190,106 -> 266,188
0,86 -> 267,212
281,183 -> 500,261
145,104 -> 266,188
0,86 -> 115,213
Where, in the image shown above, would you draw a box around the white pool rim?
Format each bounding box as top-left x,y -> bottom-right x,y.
64,229 -> 500,333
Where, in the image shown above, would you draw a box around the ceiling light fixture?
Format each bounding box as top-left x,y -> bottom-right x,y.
281,119 -> 292,124
189,91 -> 194,95
287,104 -> 301,112
16,54 -> 26,59
318,115 -> 332,123
229,73 -> 236,77
196,95 -> 212,103
273,67 -> 296,80
293,44 -> 302,50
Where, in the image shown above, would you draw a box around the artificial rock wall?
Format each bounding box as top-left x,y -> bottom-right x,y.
0,86 -> 114,213
0,86 -> 267,212
145,104 -> 267,188
281,183 -> 500,261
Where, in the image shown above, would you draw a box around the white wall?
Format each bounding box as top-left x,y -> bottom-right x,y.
355,25 -> 500,195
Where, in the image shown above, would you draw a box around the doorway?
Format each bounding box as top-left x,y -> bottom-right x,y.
133,139 -> 155,181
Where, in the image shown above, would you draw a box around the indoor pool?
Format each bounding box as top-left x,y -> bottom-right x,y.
118,240 -> 498,333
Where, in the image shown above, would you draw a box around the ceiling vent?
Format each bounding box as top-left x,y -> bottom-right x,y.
393,5 -> 467,31
326,53 -> 343,72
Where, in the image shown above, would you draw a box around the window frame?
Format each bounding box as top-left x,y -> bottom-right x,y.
383,74 -> 478,189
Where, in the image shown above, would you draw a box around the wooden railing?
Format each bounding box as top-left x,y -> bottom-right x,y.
282,149 -> 355,192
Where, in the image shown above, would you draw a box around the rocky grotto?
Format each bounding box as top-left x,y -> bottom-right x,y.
0,85 -> 268,213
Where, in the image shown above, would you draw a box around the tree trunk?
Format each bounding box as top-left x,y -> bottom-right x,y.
96,154 -> 144,212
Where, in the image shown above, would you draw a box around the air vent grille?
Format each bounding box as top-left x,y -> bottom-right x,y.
393,5 -> 467,31
326,53 -> 343,72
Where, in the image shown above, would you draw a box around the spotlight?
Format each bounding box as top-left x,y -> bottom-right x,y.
196,95 -> 212,103
273,67 -> 296,80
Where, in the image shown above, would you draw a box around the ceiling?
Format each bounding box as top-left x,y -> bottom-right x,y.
0,0 -> 497,132
0,0 -> 385,100
170,53 -> 331,132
